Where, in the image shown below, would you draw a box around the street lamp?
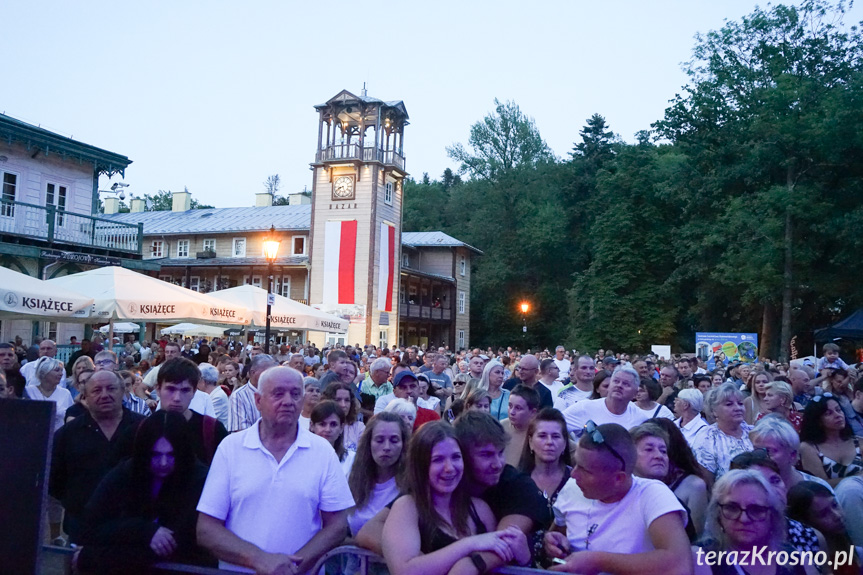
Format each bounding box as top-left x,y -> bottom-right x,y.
262,225 -> 281,354
520,301 -> 530,349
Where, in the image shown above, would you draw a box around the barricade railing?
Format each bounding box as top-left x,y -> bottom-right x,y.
42,544 -> 551,574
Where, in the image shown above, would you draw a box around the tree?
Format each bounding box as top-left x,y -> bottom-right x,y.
654,0 -> 863,361
264,174 -> 281,195
143,187 -> 214,211
446,99 -> 555,180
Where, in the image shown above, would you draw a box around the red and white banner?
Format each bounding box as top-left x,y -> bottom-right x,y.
323,220 -> 357,305
378,223 -> 396,312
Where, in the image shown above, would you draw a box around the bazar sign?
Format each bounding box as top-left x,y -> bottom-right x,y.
40,249 -> 121,267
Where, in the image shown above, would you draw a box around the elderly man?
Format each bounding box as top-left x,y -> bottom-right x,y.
228,354 -> 278,432
361,358 -> 393,399
50,370 -> 146,542
287,352 -> 306,373
553,345 -> 571,382
503,354 -> 552,409
555,355 -> 596,410
562,366 -> 650,436
197,366 -> 354,574
426,354 -> 452,394
200,363 -> 229,428
22,339 -> 67,388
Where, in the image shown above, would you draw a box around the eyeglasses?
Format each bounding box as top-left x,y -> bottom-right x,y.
719,502 -> 770,522
583,420 -> 627,471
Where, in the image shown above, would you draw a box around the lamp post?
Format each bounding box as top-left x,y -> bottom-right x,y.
262,226 -> 281,354
520,301 -> 530,350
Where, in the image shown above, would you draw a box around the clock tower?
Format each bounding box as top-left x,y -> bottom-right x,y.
308,89 -> 409,348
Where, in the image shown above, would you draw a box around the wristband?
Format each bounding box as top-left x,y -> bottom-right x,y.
469,552 -> 488,574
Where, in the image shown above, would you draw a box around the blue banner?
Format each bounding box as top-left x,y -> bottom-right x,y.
695,332 -> 759,370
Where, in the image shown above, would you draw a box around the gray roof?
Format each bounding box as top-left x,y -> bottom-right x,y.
105,205 -> 311,235
401,267 -> 455,283
156,256 -> 309,268
401,232 -> 483,255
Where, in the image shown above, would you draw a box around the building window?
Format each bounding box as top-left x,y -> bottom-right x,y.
402,253 -> 410,268
281,276 -> 291,298
2,172 -> 17,217
458,330 -> 465,350
203,239 -> 216,253
159,275 -> 171,283
379,330 -> 388,349
251,275 -> 262,288
47,322 -> 57,341
458,291 -> 466,314
460,255 -> 466,276
292,236 -> 306,256
385,182 -> 393,205
46,183 -> 67,226
151,241 -> 164,258
232,237 -> 246,257
176,239 -> 190,258
399,283 -> 406,303
189,276 -> 200,292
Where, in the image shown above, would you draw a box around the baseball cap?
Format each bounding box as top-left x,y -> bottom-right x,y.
393,371 -> 419,388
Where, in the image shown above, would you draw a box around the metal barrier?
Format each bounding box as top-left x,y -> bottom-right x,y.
42,544 -> 550,574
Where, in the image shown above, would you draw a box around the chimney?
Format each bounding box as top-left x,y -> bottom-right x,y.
130,198 -> 145,213
172,190 -> 191,212
103,197 -> 119,214
289,193 -> 311,205
255,192 -> 273,207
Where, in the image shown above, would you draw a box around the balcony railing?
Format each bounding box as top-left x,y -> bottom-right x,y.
400,302 -> 451,321
0,200 -> 142,255
316,144 -> 405,170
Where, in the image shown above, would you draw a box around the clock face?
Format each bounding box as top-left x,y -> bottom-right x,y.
333,176 -> 354,199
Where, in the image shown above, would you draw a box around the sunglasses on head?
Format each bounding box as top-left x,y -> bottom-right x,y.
810,392 -> 834,403
583,420 -> 627,471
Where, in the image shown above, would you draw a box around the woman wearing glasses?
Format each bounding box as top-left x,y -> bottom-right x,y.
694,469 -> 815,575
798,393 -> 863,488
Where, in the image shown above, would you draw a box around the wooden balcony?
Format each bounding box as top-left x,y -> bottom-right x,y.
399,302 -> 451,321
315,145 -> 405,170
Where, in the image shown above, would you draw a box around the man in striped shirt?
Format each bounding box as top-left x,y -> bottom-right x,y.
228,354 -> 277,432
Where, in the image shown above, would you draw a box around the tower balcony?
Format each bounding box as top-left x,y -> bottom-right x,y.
315,144 -> 405,171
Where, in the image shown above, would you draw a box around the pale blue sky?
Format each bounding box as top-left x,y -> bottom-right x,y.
4,1 -> 860,208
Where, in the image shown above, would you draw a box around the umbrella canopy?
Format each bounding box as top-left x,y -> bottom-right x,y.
0,266 -> 94,319
208,285 -> 349,333
46,266 -> 248,325
99,322 -> 140,334
161,323 -> 228,338
815,308 -> 863,341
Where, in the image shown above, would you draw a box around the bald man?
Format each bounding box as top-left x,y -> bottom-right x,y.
503,354 -> 552,409
22,339 -> 68,388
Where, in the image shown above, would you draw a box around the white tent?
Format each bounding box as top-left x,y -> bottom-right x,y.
0,266 -> 93,319
160,323 -> 228,338
99,322 -> 140,334
46,267 -> 249,325
208,285 -> 349,333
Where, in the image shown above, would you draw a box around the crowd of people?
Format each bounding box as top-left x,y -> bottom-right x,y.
3,335 -> 863,574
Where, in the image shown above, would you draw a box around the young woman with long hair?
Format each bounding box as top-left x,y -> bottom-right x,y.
381,421 -> 528,575
321,381 -> 365,451
517,408 -> 572,517
347,412 -> 410,537
310,400 -> 355,477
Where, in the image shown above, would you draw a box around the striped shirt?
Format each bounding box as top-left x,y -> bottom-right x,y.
123,394 -> 152,416
228,382 -> 260,432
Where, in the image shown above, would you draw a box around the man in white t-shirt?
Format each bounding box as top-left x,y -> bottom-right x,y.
544,422 -> 691,575
197,366 -> 354,573
562,366 -> 650,436
538,358 -> 565,400
553,346 -> 571,382
22,339 -> 68,388
555,355 -> 596,411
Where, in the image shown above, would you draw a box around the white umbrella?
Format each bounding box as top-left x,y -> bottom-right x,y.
0,266 -> 93,319
47,267 -> 249,338
99,322 -> 141,334
209,285 -> 349,333
161,323 -> 228,338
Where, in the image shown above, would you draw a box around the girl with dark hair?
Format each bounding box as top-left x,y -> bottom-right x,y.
798,393 -> 863,487
517,408 -> 572,518
347,412 -> 409,537
590,370 -> 611,399
311,399 -> 355,476
74,411 -> 212,574
322,381 -> 365,451
787,482 -> 862,575
382,421 -> 528,575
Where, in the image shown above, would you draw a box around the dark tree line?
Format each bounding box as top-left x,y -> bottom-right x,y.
403,1 -> 863,361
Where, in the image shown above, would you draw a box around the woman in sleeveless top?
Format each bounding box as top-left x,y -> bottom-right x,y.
382,421 -> 529,575
798,394 -> 863,488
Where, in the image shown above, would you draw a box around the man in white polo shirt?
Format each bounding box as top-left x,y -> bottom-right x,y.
197,366 -> 354,574
562,366 -> 650,436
